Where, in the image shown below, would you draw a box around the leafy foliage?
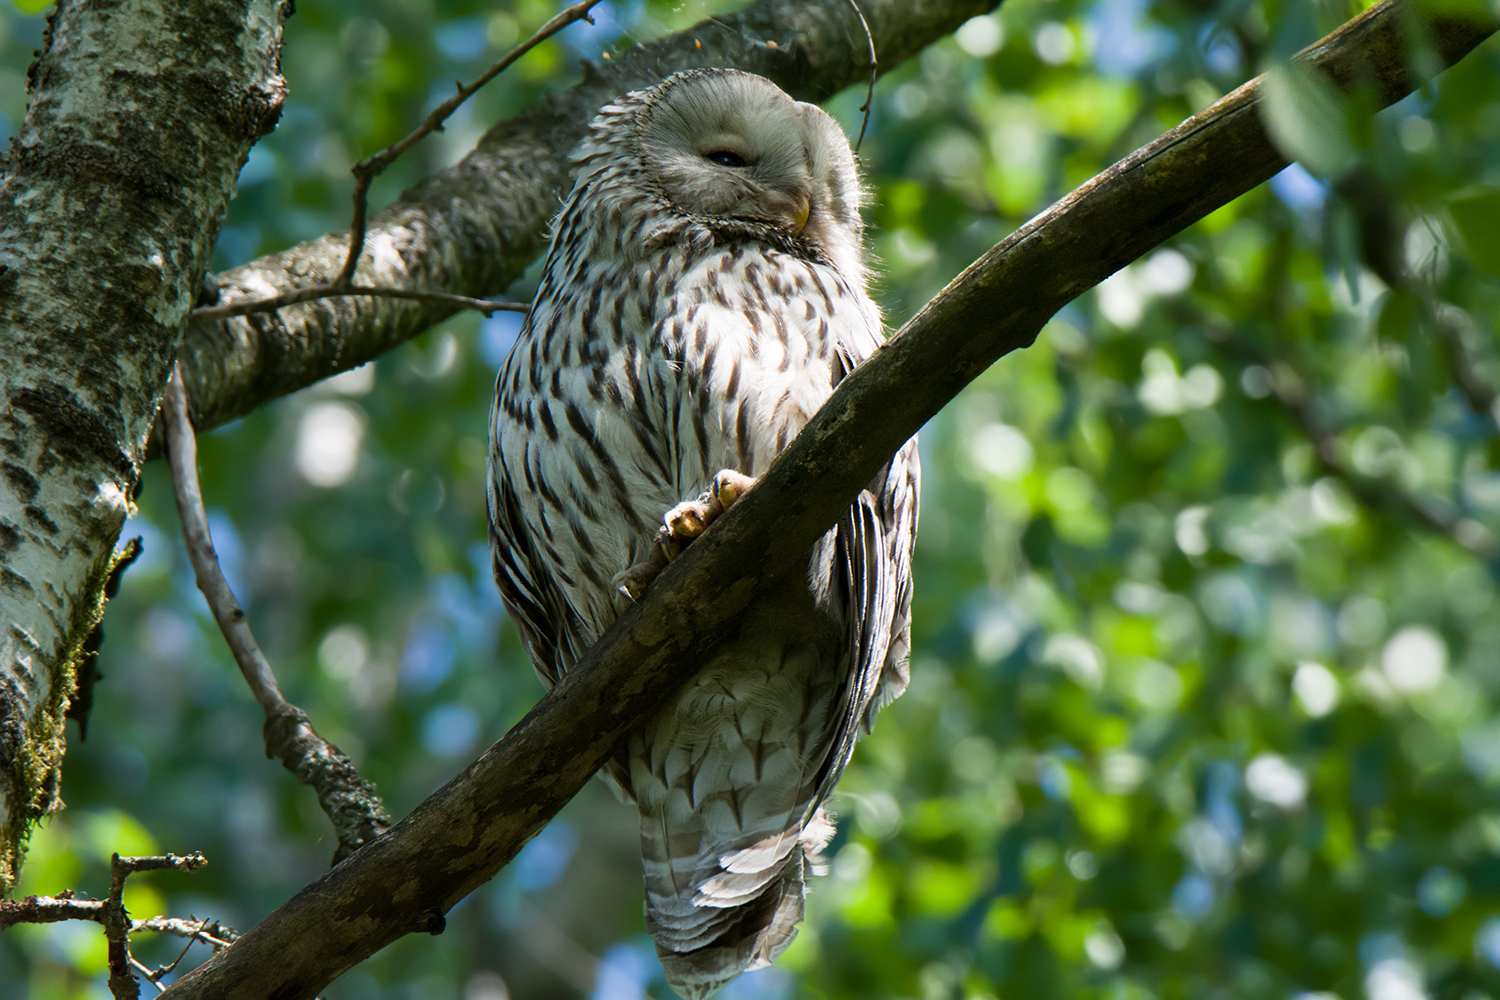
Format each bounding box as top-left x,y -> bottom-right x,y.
3,0 -> 1500,998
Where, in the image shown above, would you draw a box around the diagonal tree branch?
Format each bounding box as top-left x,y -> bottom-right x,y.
169,0 -> 1002,440
162,3 -> 1498,997
162,368 -> 391,864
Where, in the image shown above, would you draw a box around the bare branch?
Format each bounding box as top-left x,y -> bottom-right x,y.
130,956 -> 166,994
0,858 -> 219,965
0,855 -> 235,998
193,285 -> 528,321
844,0 -> 877,153
161,5 -> 1499,998
193,0 -> 602,326
0,891 -> 106,928
132,915 -> 239,951
101,854 -> 210,1000
162,368 -> 391,863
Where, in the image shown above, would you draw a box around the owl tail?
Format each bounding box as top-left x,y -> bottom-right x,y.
642,809 -> 834,1000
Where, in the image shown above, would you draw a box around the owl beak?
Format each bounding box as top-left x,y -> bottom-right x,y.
792,196 -> 811,235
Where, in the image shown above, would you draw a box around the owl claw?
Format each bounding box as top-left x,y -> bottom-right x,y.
662,469 -> 755,545
612,552 -> 666,603
711,469 -> 755,509
614,469 -> 758,603
665,500 -> 713,540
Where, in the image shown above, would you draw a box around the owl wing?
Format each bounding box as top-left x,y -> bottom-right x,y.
487,459 -> 582,689
812,416 -> 919,806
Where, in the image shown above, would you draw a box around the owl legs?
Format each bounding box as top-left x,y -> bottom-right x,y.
613,469 -> 756,602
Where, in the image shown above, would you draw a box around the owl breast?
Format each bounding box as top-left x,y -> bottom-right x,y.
493,237 -> 881,649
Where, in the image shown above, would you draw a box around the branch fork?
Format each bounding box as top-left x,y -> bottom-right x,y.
0,852 -> 226,1000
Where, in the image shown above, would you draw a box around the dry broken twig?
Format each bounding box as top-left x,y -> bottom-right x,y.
161,366 -> 391,864
190,0 -> 600,322
0,852 -> 214,1000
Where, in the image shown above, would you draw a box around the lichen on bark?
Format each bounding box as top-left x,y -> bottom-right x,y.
0,0 -> 290,894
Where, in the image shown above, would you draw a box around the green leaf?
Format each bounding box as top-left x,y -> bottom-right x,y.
12,0 -> 54,12
1447,190 -> 1500,276
1260,63 -> 1358,178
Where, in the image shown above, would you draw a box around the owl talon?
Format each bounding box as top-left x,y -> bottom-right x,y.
616,469 -> 758,601
613,545 -> 669,602
663,469 -> 757,548
712,469 -> 756,509
664,497 -> 715,540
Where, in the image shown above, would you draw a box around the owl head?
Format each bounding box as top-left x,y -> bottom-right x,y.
575,69 -> 869,284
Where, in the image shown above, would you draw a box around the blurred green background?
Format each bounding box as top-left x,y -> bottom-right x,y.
5,0 -> 1500,997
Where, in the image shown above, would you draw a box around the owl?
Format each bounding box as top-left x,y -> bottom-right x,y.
487,68 -> 919,999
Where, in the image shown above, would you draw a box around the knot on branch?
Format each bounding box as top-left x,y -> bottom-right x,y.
264,707 -> 392,864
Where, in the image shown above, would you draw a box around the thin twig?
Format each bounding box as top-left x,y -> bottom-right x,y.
131,957 -> 168,994
844,0 -> 876,153
162,366 -> 392,863
334,0 -> 602,289
132,915 -> 239,950
103,854 -> 208,1000
125,918 -> 207,992
0,891 -> 106,928
159,919 -> 206,978
192,285 -> 528,321
187,1 -> 597,323
0,858 -> 225,998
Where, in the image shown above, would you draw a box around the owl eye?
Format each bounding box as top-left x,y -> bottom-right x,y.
702,149 -> 750,168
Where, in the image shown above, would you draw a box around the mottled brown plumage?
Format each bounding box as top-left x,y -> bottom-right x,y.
487,69 -> 918,998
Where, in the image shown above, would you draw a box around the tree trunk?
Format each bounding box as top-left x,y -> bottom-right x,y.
0,0 -> 288,892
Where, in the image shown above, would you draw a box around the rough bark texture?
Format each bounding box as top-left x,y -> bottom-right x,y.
160,3 -> 1496,998
173,0 -> 1000,436
0,0 -> 288,892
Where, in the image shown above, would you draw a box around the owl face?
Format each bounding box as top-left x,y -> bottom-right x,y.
636,69 -> 866,280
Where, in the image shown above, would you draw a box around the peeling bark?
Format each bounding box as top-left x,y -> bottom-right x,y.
173,0 -> 1000,436
0,0 -> 288,891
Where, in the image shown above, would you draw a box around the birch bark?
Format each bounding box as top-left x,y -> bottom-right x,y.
0,0 -> 288,890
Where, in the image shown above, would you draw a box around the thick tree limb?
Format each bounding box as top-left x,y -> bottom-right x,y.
170,0 -> 1000,438
162,3 -> 1498,997
0,0 -> 288,894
